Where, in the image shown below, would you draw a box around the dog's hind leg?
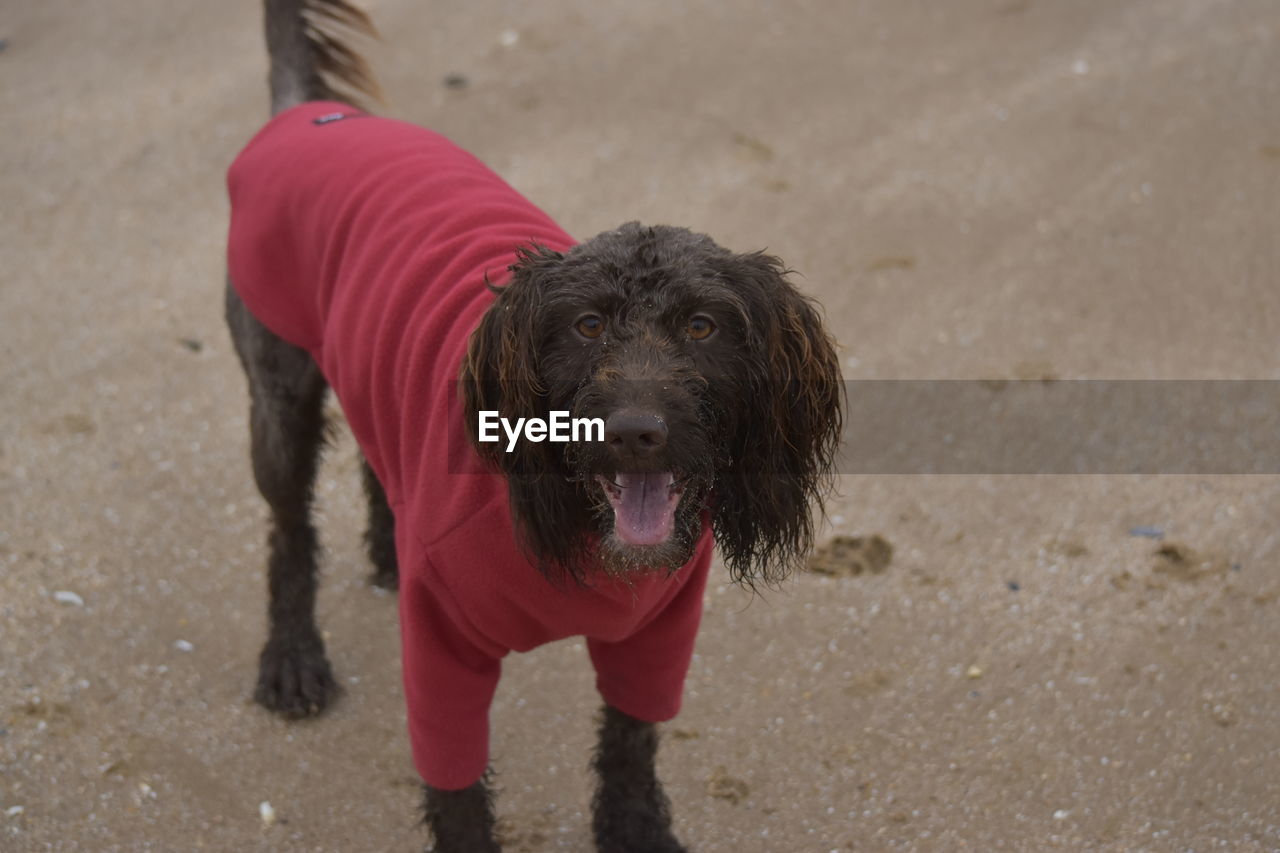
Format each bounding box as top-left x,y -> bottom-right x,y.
361,458 -> 398,590
226,282 -> 340,717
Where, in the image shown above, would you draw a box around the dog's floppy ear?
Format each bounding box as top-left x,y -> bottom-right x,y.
461,244 -> 559,467
709,250 -> 844,586
461,244 -> 595,579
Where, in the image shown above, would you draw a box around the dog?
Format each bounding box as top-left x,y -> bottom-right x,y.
224,1 -> 843,849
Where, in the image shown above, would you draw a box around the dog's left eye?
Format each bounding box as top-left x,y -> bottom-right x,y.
576,315 -> 605,339
687,316 -> 716,341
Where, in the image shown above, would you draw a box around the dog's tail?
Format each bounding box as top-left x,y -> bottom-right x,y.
263,0 -> 382,115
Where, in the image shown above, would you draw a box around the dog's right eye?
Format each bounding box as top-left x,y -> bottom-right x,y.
575,315 -> 605,339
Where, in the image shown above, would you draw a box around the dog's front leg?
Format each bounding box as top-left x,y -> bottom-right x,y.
422,776 -> 500,852
592,704 -> 687,853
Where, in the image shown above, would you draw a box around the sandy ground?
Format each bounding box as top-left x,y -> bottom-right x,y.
3,0 -> 1280,850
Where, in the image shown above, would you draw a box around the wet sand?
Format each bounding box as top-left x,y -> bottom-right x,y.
3,0 -> 1279,849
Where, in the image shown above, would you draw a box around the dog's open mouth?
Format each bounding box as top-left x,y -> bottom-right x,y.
595,473 -> 685,546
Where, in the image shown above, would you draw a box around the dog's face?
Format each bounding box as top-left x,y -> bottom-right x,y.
462,222 -> 842,584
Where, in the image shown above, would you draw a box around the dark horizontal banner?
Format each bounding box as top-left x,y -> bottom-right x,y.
836,380 -> 1280,474
448,381 -> 1280,475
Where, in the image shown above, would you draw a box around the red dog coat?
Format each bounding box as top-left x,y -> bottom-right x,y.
227,102 -> 713,790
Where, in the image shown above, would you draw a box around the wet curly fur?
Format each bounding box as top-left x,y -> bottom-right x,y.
226,2 -> 842,850
463,230 -> 843,588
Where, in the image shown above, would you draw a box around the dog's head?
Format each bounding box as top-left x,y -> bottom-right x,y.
461,222 -> 842,584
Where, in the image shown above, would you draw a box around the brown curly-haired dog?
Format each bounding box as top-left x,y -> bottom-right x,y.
224,2 -> 842,850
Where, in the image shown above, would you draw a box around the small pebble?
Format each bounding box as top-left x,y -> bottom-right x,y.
1053,809 -> 1070,820
1128,526 -> 1164,540
1006,580 -> 1020,591
259,800 -> 276,827
498,28 -> 519,47
965,664 -> 984,679
53,590 -> 85,607
173,639 -> 194,653
4,806 -> 23,817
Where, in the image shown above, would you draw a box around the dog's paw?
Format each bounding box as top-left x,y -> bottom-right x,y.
596,832 -> 687,853
593,808 -> 688,853
254,634 -> 340,718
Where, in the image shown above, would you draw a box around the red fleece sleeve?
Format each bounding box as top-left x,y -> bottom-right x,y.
587,549 -> 712,722
399,570 -> 502,790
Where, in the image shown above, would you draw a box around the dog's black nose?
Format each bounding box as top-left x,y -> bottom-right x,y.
604,410 -> 668,460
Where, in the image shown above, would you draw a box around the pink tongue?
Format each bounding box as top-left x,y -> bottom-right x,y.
608,472 -> 678,546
